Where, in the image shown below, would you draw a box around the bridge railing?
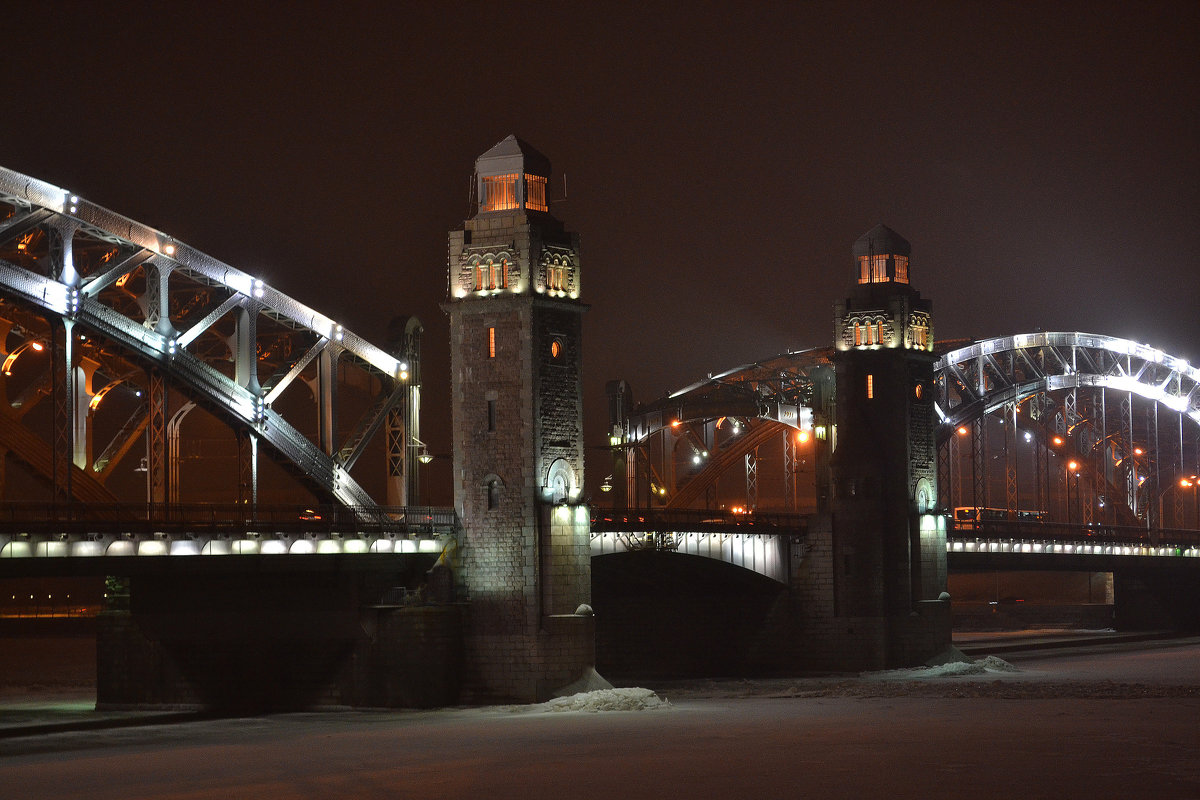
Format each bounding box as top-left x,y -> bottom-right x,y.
0,503 -> 459,536
591,507 -> 808,535
949,519 -> 1200,549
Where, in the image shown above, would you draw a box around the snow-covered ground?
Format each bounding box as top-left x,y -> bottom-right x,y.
3,639 -> 1199,799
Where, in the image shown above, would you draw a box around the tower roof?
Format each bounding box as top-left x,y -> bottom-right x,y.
475,134 -> 552,178
852,224 -> 911,258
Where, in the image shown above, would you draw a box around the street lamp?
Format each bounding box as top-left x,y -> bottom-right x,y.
411,437 -> 434,464
1066,460 -> 1080,524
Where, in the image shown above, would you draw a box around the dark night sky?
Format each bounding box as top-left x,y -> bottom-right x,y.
4,1 -> 1197,503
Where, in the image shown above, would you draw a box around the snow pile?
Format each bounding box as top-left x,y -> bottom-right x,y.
544,687 -> 671,713
865,655 -> 1019,680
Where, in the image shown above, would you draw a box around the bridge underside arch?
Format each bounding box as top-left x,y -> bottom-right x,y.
592,550 -> 786,679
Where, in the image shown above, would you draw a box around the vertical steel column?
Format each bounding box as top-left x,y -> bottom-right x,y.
234,304 -> 261,395
1054,408 -> 1068,522
317,347 -> 340,456
237,431 -> 258,514
971,417 -> 986,510
782,429 -> 796,512
1004,401 -> 1018,513
385,406 -> 406,506
1122,392 -> 1136,518
142,259 -> 176,339
146,369 -> 167,510
937,435 -> 952,512
50,319 -> 75,507
1175,411 -> 1186,527
1099,388 -> 1109,525
745,449 -> 758,511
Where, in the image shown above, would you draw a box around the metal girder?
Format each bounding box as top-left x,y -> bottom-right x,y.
0,164 -> 407,510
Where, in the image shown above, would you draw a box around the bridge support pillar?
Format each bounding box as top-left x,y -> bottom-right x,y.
96,565 -> 462,711
444,137 -> 596,702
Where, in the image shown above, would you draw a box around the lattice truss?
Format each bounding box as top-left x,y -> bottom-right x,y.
0,165 -> 418,510
613,348 -> 829,511
935,333 -> 1200,529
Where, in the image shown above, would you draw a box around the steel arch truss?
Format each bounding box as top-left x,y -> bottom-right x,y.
935,332 -> 1200,528
0,165 -> 415,510
612,349 -> 827,510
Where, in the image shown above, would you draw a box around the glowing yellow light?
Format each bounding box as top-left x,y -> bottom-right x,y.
1181,478 -> 1193,489
957,426 -> 969,437
1067,460 -> 1079,471
1134,447 -> 1143,456
670,420 -> 681,428
163,244 -> 176,256
1052,436 -> 1064,446
797,430 -> 810,444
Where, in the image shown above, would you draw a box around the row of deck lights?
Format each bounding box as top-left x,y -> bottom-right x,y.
0,534 -> 443,558
948,539 -> 1200,557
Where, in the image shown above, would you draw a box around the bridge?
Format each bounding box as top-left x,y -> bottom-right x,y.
3,147 -> 1200,706
604,333 -> 1200,541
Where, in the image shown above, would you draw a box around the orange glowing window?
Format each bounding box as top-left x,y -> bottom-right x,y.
475,264 -> 485,291
866,373 -> 874,399
854,323 -> 862,346
547,265 -> 568,291
488,327 -> 496,358
858,254 -> 899,284
525,174 -> 548,212
481,174 -> 519,212
550,339 -> 562,358
488,259 -> 507,290
877,321 -> 885,344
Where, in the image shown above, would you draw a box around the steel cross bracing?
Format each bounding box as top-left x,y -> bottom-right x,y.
612,349 -> 825,510
611,333 -> 1199,529
935,332 -> 1200,528
0,165 -> 415,511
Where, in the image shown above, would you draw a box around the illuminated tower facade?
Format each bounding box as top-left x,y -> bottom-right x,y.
443,136 -> 593,702
829,224 -> 948,667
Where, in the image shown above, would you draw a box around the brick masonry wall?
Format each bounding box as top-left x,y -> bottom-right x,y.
446,209 -> 593,703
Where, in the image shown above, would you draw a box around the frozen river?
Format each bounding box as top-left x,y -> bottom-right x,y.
4,640 -> 1200,799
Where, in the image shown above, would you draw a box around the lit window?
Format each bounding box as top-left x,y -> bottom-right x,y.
894,255 -> 909,283
525,174 -> 548,212
481,174 -> 519,212
854,323 -> 862,346
550,339 -> 562,359
488,327 -> 496,358
490,259 -> 507,290
475,264 -> 485,291
877,321 -> 884,344
866,374 -> 874,399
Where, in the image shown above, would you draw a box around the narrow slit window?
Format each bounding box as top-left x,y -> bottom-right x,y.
866,373 -> 874,399
525,174 -> 548,212
487,399 -> 496,431
488,327 -> 496,358
475,264 -> 485,291
854,323 -> 862,346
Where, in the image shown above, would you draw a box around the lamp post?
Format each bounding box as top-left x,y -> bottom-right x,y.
1066,460 -> 1079,525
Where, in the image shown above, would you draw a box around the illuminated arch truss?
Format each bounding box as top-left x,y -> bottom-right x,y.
935,333 -> 1200,529
0,165 -> 418,512
613,349 -> 826,511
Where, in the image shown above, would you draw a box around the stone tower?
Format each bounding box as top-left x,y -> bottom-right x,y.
443,136 -> 594,702
828,224 -> 949,667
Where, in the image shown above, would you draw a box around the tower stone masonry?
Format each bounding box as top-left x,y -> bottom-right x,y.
442,135 -> 594,702
827,224 -> 950,668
